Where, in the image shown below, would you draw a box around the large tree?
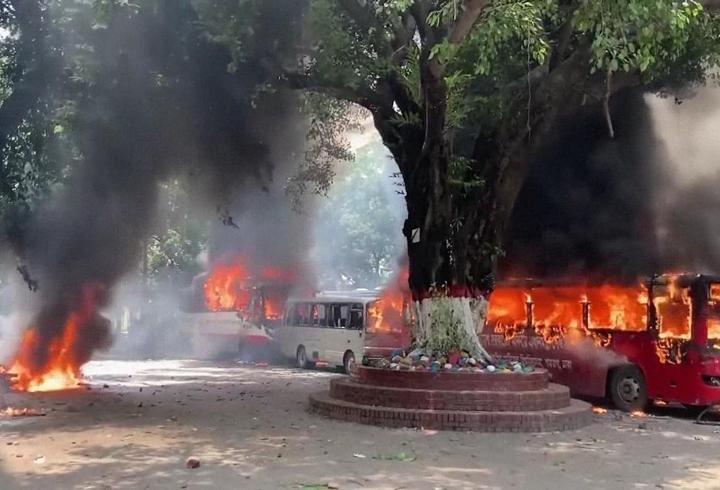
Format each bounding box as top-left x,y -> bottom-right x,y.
199,0 -> 720,358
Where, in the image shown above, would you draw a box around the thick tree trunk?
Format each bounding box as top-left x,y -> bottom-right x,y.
400,136 -> 500,360
389,51 -> 507,362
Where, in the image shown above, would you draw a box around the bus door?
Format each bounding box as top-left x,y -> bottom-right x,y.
648,281 -> 694,399
324,303 -> 364,365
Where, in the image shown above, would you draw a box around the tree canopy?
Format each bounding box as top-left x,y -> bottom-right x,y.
197,0 -> 720,354
1,0 -> 719,355
210,2 -> 713,297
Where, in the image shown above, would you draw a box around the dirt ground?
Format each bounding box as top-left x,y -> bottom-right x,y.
1,360 -> 720,490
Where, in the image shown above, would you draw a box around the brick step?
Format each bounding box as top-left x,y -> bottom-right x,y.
309,392 -> 593,432
329,377 -> 570,411
355,366 -> 549,391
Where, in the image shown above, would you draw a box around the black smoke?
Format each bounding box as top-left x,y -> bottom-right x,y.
501,90 -> 662,281
501,87 -> 720,281
6,2 -> 307,372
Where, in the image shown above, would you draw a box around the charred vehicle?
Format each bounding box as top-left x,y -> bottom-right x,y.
480,274 -> 720,411
181,264 -> 292,359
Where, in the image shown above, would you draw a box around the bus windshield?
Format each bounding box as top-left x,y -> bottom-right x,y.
707,284 -> 720,349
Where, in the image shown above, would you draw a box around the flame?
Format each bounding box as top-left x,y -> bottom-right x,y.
10,317 -> 82,392
653,277 -> 691,340
202,259 -> 292,321
630,410 -> 646,417
592,406 -> 608,414
263,297 -> 283,320
655,337 -> 684,364
9,284 -> 103,392
487,284 -> 647,347
204,261 -> 252,312
368,268 -> 410,333
1,407 -> 44,417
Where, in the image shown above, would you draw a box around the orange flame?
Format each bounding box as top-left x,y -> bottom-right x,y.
368,269 -> 409,333
10,318 -> 81,392
202,258 -> 293,321
653,277 -> 691,340
1,407 -> 44,417
204,261 -> 252,312
487,284 -> 648,347
263,297 -> 283,320
9,284 -> 103,392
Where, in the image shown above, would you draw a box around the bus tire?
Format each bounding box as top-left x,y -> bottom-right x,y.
296,345 -> 310,369
343,350 -> 356,375
609,365 -> 648,412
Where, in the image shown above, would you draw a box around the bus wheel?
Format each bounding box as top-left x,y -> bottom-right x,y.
609,365 -> 648,412
343,350 -> 356,375
296,345 -> 309,369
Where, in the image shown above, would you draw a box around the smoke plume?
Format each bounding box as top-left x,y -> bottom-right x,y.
3,3 -> 307,375
502,86 -> 720,281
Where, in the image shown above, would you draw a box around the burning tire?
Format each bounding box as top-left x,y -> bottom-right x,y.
609,365 -> 648,412
343,350 -> 356,375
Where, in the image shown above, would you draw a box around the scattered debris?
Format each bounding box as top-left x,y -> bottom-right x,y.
364,350 -> 533,374
374,451 -> 416,462
186,457 -> 201,469
352,453 -> 366,459
1,407 -> 45,417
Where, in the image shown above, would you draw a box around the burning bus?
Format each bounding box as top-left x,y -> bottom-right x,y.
181,260 -> 292,359
481,273 -> 720,411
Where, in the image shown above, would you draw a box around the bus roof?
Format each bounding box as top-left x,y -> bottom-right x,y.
286,295 -> 379,305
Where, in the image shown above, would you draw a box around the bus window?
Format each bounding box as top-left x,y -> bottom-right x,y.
653,284 -> 691,339
312,304 -> 328,327
708,284 -> 720,348
286,303 -> 300,325
349,304 -> 363,330
291,303 -> 311,326
328,304 -> 350,328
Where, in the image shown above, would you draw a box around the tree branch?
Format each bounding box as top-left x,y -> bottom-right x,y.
449,0 -> 490,45
603,71 -> 615,138
281,70 -> 388,112
549,1 -> 580,70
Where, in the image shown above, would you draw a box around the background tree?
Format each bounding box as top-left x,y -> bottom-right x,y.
144,179 -> 208,287
199,0 -> 720,357
313,138 -> 405,289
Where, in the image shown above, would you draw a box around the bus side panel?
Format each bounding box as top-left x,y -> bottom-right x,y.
479,324 -> 609,398
323,328 -> 364,366
273,325 -> 294,360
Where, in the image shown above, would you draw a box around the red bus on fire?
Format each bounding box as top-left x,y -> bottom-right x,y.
479,274 -> 720,411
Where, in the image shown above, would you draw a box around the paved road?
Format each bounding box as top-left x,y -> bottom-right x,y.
1,360 -> 719,490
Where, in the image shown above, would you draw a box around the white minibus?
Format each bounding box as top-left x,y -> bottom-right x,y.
276,294 -> 408,373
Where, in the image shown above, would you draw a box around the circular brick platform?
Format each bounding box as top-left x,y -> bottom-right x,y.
309,367 -> 593,432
